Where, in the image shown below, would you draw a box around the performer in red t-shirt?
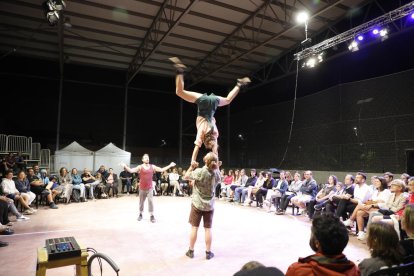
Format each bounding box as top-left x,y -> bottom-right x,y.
122,154 -> 175,223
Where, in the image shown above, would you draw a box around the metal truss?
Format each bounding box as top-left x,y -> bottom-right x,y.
294,1 -> 414,61
247,0 -> 413,90
126,0 -> 198,85
186,0 -> 345,87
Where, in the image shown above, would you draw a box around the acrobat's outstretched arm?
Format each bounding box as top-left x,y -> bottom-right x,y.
218,77 -> 251,106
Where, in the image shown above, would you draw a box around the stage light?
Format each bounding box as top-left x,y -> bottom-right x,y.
302,53 -> 324,68
411,13 -> 414,19
348,40 -> 359,52
42,0 -> 66,26
296,11 -> 309,24
379,28 -> 389,41
357,35 -> 364,41
372,29 -> 379,35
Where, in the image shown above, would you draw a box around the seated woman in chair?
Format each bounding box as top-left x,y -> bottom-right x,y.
359,221 -> 404,276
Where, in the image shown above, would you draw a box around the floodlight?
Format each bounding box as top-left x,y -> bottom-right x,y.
296,11 -> 309,24
348,40 -> 359,52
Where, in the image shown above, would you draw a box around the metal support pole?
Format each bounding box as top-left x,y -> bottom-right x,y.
122,85 -> 128,150
179,99 -> 183,165
56,16 -> 64,151
227,105 -> 230,166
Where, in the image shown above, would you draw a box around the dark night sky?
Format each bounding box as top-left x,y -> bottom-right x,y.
1,17 -> 414,156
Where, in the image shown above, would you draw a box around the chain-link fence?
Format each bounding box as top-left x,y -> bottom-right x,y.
228,69 -> 414,173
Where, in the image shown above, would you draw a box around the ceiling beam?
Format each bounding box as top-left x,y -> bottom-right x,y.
187,0 -> 346,87
126,0 -> 198,85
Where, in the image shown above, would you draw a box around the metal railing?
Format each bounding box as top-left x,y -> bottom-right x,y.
40,149 -> 51,169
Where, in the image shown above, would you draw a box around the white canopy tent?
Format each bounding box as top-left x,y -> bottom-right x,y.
94,143 -> 131,175
54,141 -> 94,173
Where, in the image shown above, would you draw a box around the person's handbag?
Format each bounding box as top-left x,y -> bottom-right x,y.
378,209 -> 394,216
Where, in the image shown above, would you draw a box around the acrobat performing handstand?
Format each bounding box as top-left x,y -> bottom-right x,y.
171,57 -> 251,165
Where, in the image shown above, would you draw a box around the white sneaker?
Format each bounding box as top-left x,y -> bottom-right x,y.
343,219 -> 354,227
16,215 -> 30,221
23,209 -> 34,215
357,231 -> 366,240
127,192 -> 130,196
29,208 -> 37,213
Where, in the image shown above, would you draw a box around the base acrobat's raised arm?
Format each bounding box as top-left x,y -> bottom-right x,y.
171,57 -> 251,165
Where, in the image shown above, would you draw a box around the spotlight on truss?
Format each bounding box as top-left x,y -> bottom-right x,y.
379,28 -> 389,41
348,40 -> 359,52
42,0 -> 66,26
302,53 -> 323,68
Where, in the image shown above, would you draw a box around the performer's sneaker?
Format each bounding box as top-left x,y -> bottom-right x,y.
137,214 -> 143,221
185,249 -> 194,258
169,57 -> 186,73
150,215 -> 156,223
206,251 -> 214,260
237,77 -> 251,87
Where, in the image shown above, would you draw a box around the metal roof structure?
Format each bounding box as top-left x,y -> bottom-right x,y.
0,0 -> 392,86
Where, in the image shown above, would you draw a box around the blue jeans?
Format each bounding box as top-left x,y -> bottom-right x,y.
234,187 -> 246,202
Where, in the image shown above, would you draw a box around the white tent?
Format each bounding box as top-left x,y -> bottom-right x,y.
94,143 -> 131,175
54,141 -> 94,173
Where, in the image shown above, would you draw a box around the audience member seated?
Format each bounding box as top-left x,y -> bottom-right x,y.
14,152 -> 26,172
1,170 -> 34,214
221,169 -> 234,198
14,170 -> 36,207
4,153 -> 16,173
325,175 -> 354,215
45,175 -> 60,203
290,170 -> 318,215
27,168 -> 57,209
214,169 -> 225,198
255,172 -> 274,208
358,221 -> 404,276
94,172 -> 107,198
180,170 -> 192,196
169,167 -> 182,196
39,169 -> 49,185
383,171 -> 394,189
342,176 -> 391,240
401,203 -> 414,261
335,172 -> 371,222
286,213 -> 359,276
264,170 -> 288,212
33,165 -> 41,178
244,171 -> 265,206
71,168 -> 87,202
105,168 -> 119,198
56,167 -> 74,203
229,169 -> 248,202
368,179 -> 407,240
234,169 -> 257,204
0,195 -> 29,221
96,165 -> 109,180
228,169 -> 241,200
400,173 -> 410,187
277,172 -> 302,215
160,171 -> 169,195
120,168 -> 132,195
233,261 -> 284,276
81,169 -> 98,200
307,175 -> 336,220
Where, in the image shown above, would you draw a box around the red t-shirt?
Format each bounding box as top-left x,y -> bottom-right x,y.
139,164 -> 154,190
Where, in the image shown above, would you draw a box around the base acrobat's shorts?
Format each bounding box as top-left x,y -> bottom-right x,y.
189,204 -> 214,228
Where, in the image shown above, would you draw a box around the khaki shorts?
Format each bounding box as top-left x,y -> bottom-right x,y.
189,204 -> 214,228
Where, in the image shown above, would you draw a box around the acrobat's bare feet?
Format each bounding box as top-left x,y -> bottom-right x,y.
169,57 -> 187,73
237,77 -> 251,87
